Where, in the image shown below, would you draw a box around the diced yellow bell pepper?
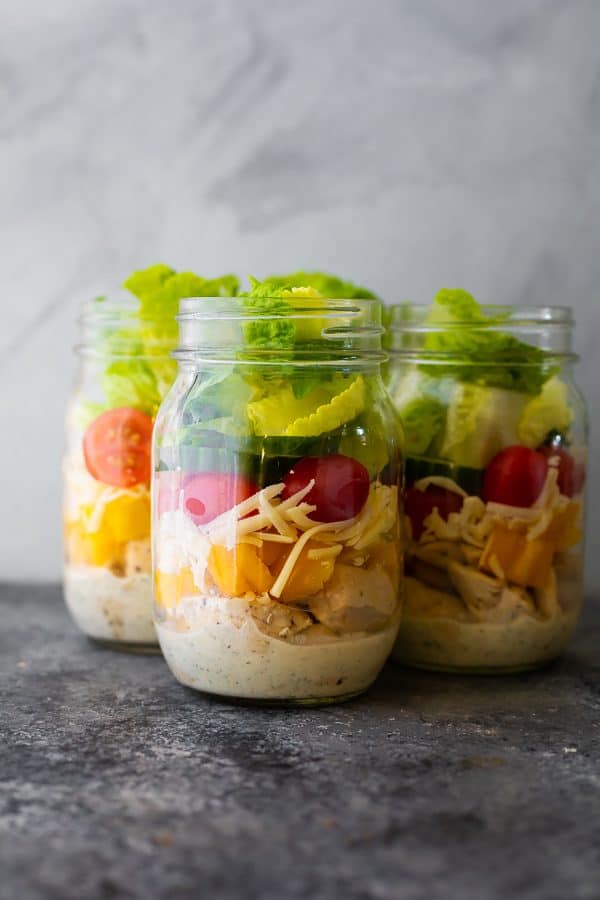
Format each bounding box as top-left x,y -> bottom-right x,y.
274,541 -> 336,603
479,524 -> 554,589
544,503 -> 582,551
208,544 -> 273,597
155,567 -> 199,612
155,571 -> 178,611
65,522 -> 123,568
101,493 -> 151,543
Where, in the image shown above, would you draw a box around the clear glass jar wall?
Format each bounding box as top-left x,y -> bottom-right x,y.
63,295 -> 176,650
153,296 -> 404,703
387,301 -> 587,673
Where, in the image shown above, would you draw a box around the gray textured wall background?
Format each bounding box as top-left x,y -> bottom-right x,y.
2,0 -> 599,586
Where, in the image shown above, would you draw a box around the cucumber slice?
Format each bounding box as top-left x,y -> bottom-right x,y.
405,456 -> 484,497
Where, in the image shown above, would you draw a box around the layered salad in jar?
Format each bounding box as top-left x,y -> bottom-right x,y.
153,278 -> 403,702
389,290 -> 586,672
64,264 -> 238,648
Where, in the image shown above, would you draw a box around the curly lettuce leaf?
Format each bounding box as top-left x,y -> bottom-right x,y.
265,270 -> 378,300
440,382 -> 529,468
517,376 -> 573,447
247,376 -> 365,437
99,265 -> 238,417
102,359 -> 163,416
126,268 -> 239,346
240,279 -> 330,395
398,397 -> 447,457
184,370 -> 256,426
421,288 -> 554,394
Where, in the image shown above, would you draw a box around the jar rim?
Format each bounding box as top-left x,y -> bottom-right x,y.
174,295 -> 386,366
76,292 -> 175,359
386,303 -> 574,329
385,302 -> 577,363
177,295 -> 382,321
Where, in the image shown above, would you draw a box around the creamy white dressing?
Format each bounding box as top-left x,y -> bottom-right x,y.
156,595 -> 401,700
64,564 -> 157,645
393,575 -> 581,672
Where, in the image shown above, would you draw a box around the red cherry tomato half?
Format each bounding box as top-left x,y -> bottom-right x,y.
482,446 -> 548,508
282,454 -> 370,523
183,472 -> 257,525
538,446 -> 585,497
404,486 -> 464,541
83,407 -> 153,488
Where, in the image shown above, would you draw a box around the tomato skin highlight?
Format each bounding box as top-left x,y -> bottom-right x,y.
405,486 -> 464,541
482,446 -> 548,508
538,445 -> 585,497
183,472 -> 257,525
83,407 -> 153,487
282,454 -> 370,523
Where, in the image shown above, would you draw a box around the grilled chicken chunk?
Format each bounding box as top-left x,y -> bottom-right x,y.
447,562 -> 535,623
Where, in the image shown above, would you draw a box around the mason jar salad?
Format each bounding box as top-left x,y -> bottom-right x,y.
388,291 -> 587,672
153,280 -> 404,702
63,265 -> 238,649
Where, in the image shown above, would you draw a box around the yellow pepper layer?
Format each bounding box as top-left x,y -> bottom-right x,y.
65,523 -> 123,568
155,568 -> 199,611
208,544 -> 273,597
479,525 -> 554,589
101,493 -> 150,542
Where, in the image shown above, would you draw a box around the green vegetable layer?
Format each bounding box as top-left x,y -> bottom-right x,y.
391,288 -> 573,471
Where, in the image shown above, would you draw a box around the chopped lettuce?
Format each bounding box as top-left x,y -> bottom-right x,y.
264,270 -> 378,300
440,383 -> 529,468
242,277 -> 328,348
398,397 -> 447,457
421,288 -> 554,394
102,359 -> 162,414
390,368 -> 453,457
240,278 -> 340,399
184,370 -> 256,427
126,266 -> 239,347
247,376 -> 365,437
517,376 -> 573,447
389,288 -> 573,473
97,265 -> 239,416
241,276 -> 377,349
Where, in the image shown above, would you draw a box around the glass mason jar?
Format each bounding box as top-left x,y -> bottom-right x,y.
63,293 -> 176,651
153,295 -> 404,704
387,302 -> 587,673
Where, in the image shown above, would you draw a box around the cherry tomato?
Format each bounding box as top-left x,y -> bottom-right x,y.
538,445 -> 585,497
404,486 -> 464,541
482,446 -> 548,508
83,407 -> 153,487
183,472 -> 257,525
282,454 -> 370,523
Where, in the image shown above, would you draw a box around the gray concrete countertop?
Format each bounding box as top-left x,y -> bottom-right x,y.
1,583 -> 599,900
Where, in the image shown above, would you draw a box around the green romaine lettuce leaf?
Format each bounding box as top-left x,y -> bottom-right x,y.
397,397 -> 447,457
440,382 -> 529,468
98,265 -> 239,417
421,288 -> 554,394
517,376 -> 573,447
102,359 -> 162,415
247,376 -> 365,437
264,270 -> 378,300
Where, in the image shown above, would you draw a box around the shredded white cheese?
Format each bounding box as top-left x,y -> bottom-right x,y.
413,476 -> 468,498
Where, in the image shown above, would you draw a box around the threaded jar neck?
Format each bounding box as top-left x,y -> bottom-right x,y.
77,291 -> 175,359
175,296 -> 386,367
385,304 -> 577,365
